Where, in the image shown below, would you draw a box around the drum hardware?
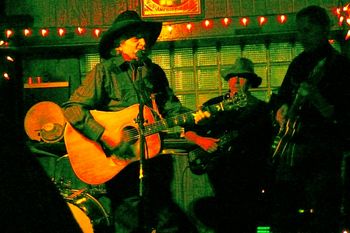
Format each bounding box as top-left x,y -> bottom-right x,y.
35,152 -> 112,232
24,101 -> 66,143
66,188 -> 88,200
39,122 -> 65,143
160,148 -> 188,156
62,189 -> 111,233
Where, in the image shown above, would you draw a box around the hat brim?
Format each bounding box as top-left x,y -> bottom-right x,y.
98,20 -> 162,59
223,72 -> 262,88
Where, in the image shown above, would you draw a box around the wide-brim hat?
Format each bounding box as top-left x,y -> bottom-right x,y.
98,10 -> 162,59
220,57 -> 262,88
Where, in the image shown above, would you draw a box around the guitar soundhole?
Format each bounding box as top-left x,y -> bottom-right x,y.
122,126 -> 139,145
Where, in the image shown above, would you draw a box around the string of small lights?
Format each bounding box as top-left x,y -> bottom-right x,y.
0,14 -> 290,43
1,5 -> 349,48
335,2 -> 350,40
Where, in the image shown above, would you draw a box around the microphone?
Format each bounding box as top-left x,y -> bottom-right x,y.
136,50 -> 148,62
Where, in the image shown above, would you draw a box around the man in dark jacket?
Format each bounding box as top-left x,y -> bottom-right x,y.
269,5 -> 350,233
63,10 -> 197,233
185,57 -> 273,233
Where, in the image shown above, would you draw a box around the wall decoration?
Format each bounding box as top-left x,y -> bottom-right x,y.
141,0 -> 202,18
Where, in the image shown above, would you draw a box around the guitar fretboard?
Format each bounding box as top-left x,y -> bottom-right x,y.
143,102 -> 228,136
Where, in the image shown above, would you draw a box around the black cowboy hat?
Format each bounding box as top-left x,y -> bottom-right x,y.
220,57 -> 262,88
98,10 -> 162,59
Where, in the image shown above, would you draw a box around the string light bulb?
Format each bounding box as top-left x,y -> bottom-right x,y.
6,29 -> 13,38
23,28 -> 32,37
186,23 -> 194,31
58,28 -> 66,37
3,72 -> 10,80
258,16 -> 267,26
221,17 -> 232,26
6,56 -> 14,62
277,14 -> 287,24
240,17 -> 249,27
75,27 -> 86,35
40,28 -> 49,37
202,19 -> 213,29
339,15 -> 345,26
93,28 -> 101,38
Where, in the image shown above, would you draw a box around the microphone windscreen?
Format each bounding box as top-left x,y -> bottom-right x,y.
136,50 -> 148,61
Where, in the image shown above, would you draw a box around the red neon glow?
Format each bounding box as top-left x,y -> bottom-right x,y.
221,17 -> 232,26
277,15 -> 287,24
240,17 -> 249,27
40,29 -> 49,37
58,28 -> 66,37
258,16 -> 267,26
347,17 -> 350,26
6,29 -> 13,38
24,29 -> 32,37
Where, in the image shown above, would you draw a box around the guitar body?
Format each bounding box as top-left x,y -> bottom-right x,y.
64,104 -> 161,185
188,130 -> 239,175
188,147 -> 217,175
64,97 -> 246,184
272,58 -> 327,161
272,119 -> 299,159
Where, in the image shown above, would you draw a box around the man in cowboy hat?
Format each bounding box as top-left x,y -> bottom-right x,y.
184,57 -> 273,233
63,10 -> 197,233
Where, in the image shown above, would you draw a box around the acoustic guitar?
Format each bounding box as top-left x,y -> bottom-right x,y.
64,97 -> 246,185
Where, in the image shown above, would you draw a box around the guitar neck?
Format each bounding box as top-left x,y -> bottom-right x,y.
143,101 -> 234,136
287,93 -> 304,121
287,58 -> 327,121
191,130 -> 239,156
218,130 -> 239,147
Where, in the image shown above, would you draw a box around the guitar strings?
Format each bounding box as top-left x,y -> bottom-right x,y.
120,98 -> 241,141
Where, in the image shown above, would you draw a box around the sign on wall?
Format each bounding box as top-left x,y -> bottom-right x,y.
141,0 -> 202,18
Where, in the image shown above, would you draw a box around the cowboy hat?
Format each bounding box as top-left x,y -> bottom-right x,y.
98,10 -> 162,59
221,57 -> 262,88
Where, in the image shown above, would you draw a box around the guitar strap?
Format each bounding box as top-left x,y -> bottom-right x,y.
308,57 -> 327,85
150,93 -> 163,119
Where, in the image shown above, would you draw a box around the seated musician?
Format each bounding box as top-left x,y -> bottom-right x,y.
184,57 -> 274,233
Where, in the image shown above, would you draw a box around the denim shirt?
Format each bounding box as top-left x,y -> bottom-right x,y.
62,56 -> 182,141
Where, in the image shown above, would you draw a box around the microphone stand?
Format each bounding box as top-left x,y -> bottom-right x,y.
132,60 -> 149,232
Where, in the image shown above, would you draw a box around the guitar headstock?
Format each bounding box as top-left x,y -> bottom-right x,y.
206,92 -> 248,114
224,91 -> 248,110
